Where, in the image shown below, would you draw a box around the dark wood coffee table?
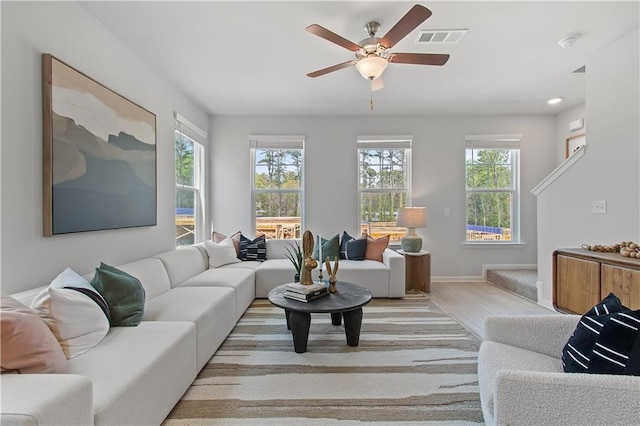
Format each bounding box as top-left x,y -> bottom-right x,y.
267,281 -> 372,353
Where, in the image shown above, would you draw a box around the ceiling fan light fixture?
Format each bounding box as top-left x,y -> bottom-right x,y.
355,56 -> 388,80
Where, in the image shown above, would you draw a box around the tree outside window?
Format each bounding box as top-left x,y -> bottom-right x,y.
251,137 -> 304,240
358,138 -> 411,241
465,137 -> 520,242
175,116 -> 205,247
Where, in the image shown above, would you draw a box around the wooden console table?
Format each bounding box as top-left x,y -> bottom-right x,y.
553,248 -> 640,314
399,250 -> 431,293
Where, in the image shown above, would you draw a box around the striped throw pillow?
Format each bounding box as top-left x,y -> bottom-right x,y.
562,293 -> 640,376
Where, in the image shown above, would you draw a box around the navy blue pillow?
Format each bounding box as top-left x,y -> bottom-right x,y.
239,235 -> 267,261
345,238 -> 367,260
339,231 -> 355,259
562,293 -> 640,376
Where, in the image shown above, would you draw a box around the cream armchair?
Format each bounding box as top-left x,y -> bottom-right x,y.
478,315 -> 640,425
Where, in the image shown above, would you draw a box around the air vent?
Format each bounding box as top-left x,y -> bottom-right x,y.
416,29 -> 467,44
573,65 -> 586,73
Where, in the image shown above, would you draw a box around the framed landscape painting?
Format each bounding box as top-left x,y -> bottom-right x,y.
42,54 -> 157,236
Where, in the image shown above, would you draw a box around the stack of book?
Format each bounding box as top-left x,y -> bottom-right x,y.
284,282 -> 328,302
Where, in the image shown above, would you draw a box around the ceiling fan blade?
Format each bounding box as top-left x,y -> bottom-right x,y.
389,53 -> 450,66
306,24 -> 361,52
307,61 -> 356,78
380,5 -> 432,49
371,77 -> 384,91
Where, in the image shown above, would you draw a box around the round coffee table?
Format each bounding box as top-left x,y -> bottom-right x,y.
267,281 -> 372,353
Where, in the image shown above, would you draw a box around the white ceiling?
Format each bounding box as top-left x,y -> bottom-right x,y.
81,1 -> 639,116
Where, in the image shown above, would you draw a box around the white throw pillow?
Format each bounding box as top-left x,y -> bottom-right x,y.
204,238 -> 242,268
31,269 -> 110,359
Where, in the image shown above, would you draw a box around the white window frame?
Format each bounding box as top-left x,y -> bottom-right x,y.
175,113 -> 206,246
249,135 -> 305,238
464,134 -> 522,245
357,135 -> 413,242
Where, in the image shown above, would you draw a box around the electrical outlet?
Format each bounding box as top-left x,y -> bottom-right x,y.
593,200 -> 607,214
444,208 -> 451,216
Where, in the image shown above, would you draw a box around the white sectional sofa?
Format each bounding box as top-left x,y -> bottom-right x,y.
2,239 -> 404,425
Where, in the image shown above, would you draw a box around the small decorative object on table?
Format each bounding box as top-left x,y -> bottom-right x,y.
284,240 -> 303,282
300,230 -> 318,285
325,256 -> 339,293
284,282 -> 328,302
582,241 -> 640,258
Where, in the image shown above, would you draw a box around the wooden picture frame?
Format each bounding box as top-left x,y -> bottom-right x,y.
565,133 -> 586,159
42,54 -> 157,236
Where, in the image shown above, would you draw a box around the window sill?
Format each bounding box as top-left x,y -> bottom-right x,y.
461,241 -> 526,248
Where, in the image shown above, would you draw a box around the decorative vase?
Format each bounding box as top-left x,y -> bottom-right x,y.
294,274 -> 300,283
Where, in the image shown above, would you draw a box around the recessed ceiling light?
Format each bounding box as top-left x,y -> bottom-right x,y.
547,97 -> 564,105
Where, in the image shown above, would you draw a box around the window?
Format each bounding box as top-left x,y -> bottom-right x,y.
358,136 -> 412,242
175,114 -> 206,246
465,134 -> 521,243
250,135 -> 304,240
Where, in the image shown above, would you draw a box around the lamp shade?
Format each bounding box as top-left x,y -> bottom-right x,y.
355,56 -> 388,80
397,207 -> 427,228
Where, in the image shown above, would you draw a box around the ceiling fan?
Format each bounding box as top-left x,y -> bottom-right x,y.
306,4 -> 450,94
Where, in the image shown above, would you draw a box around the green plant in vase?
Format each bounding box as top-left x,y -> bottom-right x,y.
284,241 -> 303,282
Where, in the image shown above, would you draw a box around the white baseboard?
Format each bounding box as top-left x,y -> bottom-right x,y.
432,276 -> 485,283
481,263 -> 537,280
537,280 -> 556,310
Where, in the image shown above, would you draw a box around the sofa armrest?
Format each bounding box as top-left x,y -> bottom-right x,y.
495,370 -> 640,426
0,374 -> 93,426
484,315 -> 579,359
382,249 -> 405,298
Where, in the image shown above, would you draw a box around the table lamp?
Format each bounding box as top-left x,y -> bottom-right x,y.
397,207 -> 427,252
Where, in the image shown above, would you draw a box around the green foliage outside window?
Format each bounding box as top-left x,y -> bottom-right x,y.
359,149 -> 407,223
255,149 -> 302,218
465,148 -> 513,229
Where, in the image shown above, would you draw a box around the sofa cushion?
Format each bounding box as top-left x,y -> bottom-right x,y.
109,258 -> 171,301
50,267 -> 110,321
1,294 -> 69,373
266,239 -> 300,260
255,259 -> 300,298
212,230 -> 241,256
364,234 -> 390,262
155,247 -> 206,288
178,268 -> 256,321
221,260 -> 262,271
30,286 -> 109,359
68,321 -> 196,425
239,234 -> 267,261
334,260 -> 391,297
204,238 -> 242,268
143,287 -> 237,370
0,374 -> 93,425
339,231 -> 354,259
478,340 -> 563,425
562,293 -> 640,375
346,237 -> 367,260
90,263 -> 145,327
313,233 -> 340,261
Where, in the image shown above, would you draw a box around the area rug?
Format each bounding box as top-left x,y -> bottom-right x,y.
164,295 -> 483,425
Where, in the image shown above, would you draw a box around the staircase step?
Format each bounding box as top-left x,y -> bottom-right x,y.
486,269 -> 538,302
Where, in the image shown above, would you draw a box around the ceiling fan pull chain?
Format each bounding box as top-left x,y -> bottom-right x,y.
370,78 -> 374,111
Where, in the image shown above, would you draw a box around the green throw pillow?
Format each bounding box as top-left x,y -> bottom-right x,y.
90,263 -> 145,327
312,234 -> 340,262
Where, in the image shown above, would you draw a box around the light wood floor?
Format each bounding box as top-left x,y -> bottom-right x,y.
427,281 -> 557,340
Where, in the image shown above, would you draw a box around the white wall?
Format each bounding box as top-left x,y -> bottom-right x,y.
536,28 -> 640,308
1,2 -> 208,294
556,104 -> 586,164
211,114 -> 557,279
